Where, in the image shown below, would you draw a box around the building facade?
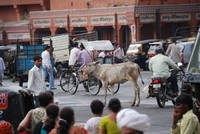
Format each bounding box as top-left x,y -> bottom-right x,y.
0,0 -> 200,51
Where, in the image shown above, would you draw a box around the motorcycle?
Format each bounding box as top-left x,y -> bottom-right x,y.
149,69 -> 181,108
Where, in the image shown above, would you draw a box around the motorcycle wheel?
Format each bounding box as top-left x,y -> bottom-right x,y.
60,72 -> 78,95
87,76 -> 101,95
156,87 -> 166,108
107,83 -> 120,94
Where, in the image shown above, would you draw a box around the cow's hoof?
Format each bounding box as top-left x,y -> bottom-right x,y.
131,103 -> 135,107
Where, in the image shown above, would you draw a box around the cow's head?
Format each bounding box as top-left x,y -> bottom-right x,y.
81,62 -> 99,80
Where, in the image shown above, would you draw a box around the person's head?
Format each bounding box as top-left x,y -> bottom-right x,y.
181,84 -> 193,96
155,46 -> 164,55
90,99 -> 104,116
80,43 -> 85,50
117,109 -> 150,134
74,42 -> 79,48
58,107 -> 75,134
33,56 -> 42,68
44,104 -> 59,132
108,98 -> 121,113
38,91 -> 54,107
175,94 -> 193,114
46,104 -> 59,119
45,45 -> 51,52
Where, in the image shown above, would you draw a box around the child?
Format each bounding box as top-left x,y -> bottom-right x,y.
85,99 -> 104,134
99,98 -> 121,134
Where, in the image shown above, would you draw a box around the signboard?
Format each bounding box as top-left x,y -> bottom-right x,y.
54,18 -> 67,27
33,19 -> 51,27
91,16 -> 114,25
196,13 -> 200,20
8,33 -> 30,40
70,17 -> 87,26
0,93 -> 8,110
161,14 -> 191,22
140,15 -> 155,23
131,24 -> 136,43
118,15 -> 127,24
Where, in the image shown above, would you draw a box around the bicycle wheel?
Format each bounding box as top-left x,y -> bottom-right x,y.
87,76 -> 101,95
60,72 -> 78,94
107,83 -> 120,94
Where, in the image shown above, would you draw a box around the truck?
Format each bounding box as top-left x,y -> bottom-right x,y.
16,45 -> 47,85
183,27 -> 200,120
42,34 -> 70,71
42,31 -> 98,75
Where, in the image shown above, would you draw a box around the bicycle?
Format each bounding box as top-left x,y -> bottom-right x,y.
59,66 -> 120,95
59,66 -> 101,95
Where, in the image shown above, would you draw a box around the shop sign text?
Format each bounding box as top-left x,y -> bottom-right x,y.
91,16 -> 114,25
161,14 -> 191,22
33,19 -> 51,27
140,15 -> 155,23
70,17 -> 87,26
54,18 -> 67,26
8,33 -> 30,40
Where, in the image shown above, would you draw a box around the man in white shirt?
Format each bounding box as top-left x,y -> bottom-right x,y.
149,46 -> 179,95
165,39 -> 181,63
68,42 -> 80,66
114,44 -> 124,63
98,51 -> 106,58
28,56 -> 46,107
41,46 -> 56,89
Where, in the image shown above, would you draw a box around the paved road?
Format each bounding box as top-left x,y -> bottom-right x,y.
2,71 -> 174,134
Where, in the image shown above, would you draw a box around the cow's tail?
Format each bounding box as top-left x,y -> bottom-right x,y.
138,67 -> 144,85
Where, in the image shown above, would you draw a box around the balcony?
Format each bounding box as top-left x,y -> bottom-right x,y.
0,0 -> 43,6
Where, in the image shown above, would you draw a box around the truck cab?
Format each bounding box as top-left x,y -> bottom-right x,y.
184,28 -> 200,121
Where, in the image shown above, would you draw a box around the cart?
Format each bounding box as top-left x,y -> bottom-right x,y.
59,40 -> 120,95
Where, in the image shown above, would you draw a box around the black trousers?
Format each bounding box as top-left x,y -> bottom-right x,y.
167,76 -> 178,93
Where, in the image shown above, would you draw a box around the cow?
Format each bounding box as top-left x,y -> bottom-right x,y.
81,61 -> 144,106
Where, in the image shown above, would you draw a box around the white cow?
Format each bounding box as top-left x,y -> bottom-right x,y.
81,61 -> 144,106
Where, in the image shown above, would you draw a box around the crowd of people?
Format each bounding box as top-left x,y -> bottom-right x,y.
2,89 -> 199,134
15,94 -> 151,134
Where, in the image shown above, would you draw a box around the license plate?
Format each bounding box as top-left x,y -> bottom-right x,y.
153,84 -> 161,88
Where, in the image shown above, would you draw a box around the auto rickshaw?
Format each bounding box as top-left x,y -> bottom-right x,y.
0,86 -> 34,133
80,40 -> 115,64
126,39 -> 160,70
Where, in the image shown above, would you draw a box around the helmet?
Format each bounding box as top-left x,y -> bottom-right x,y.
155,46 -> 164,54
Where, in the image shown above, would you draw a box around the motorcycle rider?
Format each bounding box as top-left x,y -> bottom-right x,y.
149,46 -> 180,96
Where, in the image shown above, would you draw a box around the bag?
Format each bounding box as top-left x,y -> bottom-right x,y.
40,125 -> 47,134
19,111 -> 32,134
142,85 -> 150,98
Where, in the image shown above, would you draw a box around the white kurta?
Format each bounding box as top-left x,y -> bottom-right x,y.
27,65 -> 46,95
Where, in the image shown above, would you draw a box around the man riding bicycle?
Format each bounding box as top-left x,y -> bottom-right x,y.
74,43 -> 92,69
149,46 -> 180,96
73,43 -> 92,92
